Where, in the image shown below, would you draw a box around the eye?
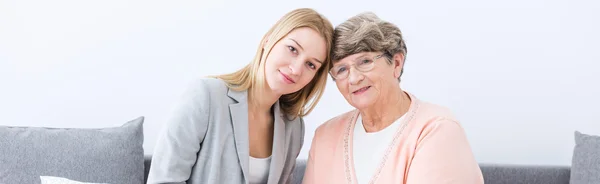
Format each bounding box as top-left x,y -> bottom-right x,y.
336,67 -> 347,75
359,59 -> 373,65
288,46 -> 298,54
306,62 -> 316,70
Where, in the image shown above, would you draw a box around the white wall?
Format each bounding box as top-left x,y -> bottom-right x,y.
1,0 -> 598,166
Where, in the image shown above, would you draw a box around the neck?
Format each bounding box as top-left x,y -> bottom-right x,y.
248,84 -> 280,116
360,88 -> 411,132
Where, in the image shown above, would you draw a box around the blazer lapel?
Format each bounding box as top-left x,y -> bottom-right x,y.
267,101 -> 287,184
227,89 -> 250,182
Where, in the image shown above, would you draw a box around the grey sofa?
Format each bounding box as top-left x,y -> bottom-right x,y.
142,156 -> 571,184
3,117 -> 595,184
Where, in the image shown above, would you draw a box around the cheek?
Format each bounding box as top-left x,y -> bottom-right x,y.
298,72 -> 316,86
265,50 -> 285,68
368,70 -> 393,92
336,82 -> 348,95
368,69 -> 387,82
265,56 -> 278,69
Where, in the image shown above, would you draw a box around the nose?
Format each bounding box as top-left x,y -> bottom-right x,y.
347,67 -> 364,85
289,59 -> 304,76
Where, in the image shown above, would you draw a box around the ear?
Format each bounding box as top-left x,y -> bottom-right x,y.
392,53 -> 405,78
262,35 -> 271,50
262,40 -> 268,50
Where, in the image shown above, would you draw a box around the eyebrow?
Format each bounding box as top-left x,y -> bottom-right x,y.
289,38 -> 323,64
334,53 -> 372,66
355,53 -> 370,59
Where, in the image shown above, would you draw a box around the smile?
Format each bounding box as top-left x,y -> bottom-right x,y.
279,70 -> 296,84
352,86 -> 371,94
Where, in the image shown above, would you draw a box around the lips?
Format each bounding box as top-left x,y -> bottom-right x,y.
352,86 -> 371,94
280,71 -> 296,84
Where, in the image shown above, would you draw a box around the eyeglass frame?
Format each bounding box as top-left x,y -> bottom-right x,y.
329,53 -> 391,81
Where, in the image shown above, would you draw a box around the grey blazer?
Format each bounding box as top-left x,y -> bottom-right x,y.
147,78 -> 305,184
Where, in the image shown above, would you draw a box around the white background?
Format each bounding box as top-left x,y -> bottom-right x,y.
1,0 -> 598,166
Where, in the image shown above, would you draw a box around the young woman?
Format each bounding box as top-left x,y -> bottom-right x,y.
147,8 -> 334,184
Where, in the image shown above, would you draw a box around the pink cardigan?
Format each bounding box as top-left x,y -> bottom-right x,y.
303,93 -> 484,184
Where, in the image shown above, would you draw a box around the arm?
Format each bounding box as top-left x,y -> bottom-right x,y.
146,79 -> 211,184
405,119 -> 484,184
302,125 -> 319,184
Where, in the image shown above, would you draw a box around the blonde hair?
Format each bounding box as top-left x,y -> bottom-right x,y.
213,8 -> 334,118
332,12 -> 407,80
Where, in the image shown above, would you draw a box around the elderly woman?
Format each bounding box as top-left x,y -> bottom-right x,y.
303,12 -> 484,184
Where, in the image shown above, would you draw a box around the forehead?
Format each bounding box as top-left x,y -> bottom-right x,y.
283,28 -> 327,59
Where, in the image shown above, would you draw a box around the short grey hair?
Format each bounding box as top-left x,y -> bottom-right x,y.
331,12 -> 407,80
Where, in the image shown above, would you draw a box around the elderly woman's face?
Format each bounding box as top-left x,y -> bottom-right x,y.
332,52 -> 404,109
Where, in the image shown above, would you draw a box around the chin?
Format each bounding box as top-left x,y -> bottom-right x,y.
272,89 -> 286,95
269,85 -> 291,95
281,88 -> 301,95
350,100 -> 375,109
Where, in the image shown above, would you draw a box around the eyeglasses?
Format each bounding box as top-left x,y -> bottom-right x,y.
329,53 -> 389,80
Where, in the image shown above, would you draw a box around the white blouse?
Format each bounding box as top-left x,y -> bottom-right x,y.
353,114 -> 405,184
249,155 -> 271,184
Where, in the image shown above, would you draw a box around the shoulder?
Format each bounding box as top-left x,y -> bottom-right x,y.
182,77 -> 231,100
313,110 -> 357,139
407,93 -> 459,124
408,96 -> 466,138
188,77 -> 229,94
174,77 -> 235,114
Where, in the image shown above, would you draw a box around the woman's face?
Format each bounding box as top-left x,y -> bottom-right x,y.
264,27 -> 327,96
331,52 -> 404,109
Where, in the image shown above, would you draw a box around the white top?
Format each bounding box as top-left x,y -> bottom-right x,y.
353,114 -> 405,184
249,155 -> 271,184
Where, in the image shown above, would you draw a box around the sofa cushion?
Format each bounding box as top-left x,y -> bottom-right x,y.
0,117 -> 145,184
290,159 -> 571,184
40,176 -> 107,184
480,164 -> 570,184
570,131 -> 600,184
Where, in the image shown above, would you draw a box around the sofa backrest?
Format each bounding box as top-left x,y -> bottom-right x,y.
479,163 -> 570,184
144,156 -> 152,183
142,157 -> 571,184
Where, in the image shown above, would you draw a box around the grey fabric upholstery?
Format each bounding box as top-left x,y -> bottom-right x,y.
144,155 -> 152,183
0,117 -> 145,184
570,131 -> 600,184
143,132 -> 600,184
480,164 -> 570,184
268,160 -> 571,184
